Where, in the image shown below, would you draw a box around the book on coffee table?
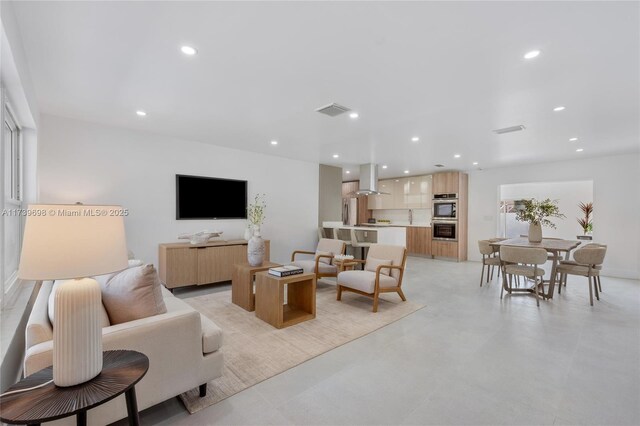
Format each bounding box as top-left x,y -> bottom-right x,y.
268,265 -> 304,277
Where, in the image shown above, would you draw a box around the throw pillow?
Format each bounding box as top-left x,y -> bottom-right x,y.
100,264 -> 167,325
315,250 -> 334,265
48,280 -> 111,328
365,257 -> 393,276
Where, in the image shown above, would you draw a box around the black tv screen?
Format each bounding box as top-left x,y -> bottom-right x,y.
176,175 -> 247,220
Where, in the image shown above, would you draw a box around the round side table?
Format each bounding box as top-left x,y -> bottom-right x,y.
0,350 -> 149,426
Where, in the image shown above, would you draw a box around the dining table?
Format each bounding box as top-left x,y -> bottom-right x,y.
490,237 -> 582,300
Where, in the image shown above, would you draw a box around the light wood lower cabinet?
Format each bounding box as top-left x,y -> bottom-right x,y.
159,247 -> 198,288
431,240 -> 458,258
159,240 -> 270,290
406,227 -> 432,256
197,244 -> 247,285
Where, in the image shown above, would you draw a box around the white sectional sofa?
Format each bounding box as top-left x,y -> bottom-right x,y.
24,281 -> 223,425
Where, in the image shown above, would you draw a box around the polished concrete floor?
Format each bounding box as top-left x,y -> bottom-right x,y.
118,257 -> 640,425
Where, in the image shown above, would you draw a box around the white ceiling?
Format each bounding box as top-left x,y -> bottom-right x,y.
11,1 -> 640,180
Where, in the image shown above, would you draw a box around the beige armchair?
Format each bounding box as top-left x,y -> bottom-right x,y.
556,245 -> 607,306
291,238 -> 346,280
336,244 -> 408,312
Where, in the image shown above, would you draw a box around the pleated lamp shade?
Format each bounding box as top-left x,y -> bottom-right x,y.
18,204 -> 129,386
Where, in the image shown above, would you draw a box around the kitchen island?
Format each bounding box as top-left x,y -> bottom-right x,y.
322,222 -> 407,246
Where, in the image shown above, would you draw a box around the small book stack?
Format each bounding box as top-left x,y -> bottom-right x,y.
268,265 -> 304,277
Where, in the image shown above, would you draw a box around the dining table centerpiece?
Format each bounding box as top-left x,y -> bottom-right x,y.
515,198 -> 565,243
246,193 -> 267,266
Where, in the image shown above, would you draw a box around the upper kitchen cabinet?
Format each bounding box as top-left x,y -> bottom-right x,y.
393,178 -> 409,209
405,177 -> 423,209
419,175 -> 432,207
432,172 -> 461,195
368,175 -> 432,209
367,179 -> 394,209
342,181 -> 359,198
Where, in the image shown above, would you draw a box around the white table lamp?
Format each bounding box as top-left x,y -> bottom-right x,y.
18,204 -> 128,387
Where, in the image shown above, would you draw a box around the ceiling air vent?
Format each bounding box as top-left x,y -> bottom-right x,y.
316,103 -> 351,117
434,164 -> 445,168
493,125 -> 526,134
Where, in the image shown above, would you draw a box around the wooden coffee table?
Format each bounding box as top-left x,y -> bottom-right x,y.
254,272 -> 316,329
232,261 -> 281,311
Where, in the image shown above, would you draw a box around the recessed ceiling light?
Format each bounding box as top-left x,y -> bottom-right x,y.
345,170 -> 351,174
454,154 -> 461,158
404,170 -> 410,174
181,45 -> 197,56
349,112 -> 359,119
472,162 -> 478,165
332,154 -> 339,158
382,165 -> 388,169
553,106 -> 566,112
524,50 -> 541,59
576,148 -> 584,152
569,137 -> 578,142
270,140 -> 278,145
136,110 -> 146,116
411,137 -> 419,142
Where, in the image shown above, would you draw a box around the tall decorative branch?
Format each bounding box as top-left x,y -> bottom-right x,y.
247,194 -> 267,228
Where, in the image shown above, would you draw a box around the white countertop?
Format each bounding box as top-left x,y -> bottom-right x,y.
357,223 -> 431,228
323,225 -> 403,232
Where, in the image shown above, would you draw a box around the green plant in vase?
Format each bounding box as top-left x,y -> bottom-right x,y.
577,202 -> 593,235
515,198 -> 565,242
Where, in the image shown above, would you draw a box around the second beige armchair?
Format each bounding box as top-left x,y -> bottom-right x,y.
336,244 -> 408,312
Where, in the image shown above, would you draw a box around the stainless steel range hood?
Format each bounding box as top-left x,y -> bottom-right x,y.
354,163 -> 388,195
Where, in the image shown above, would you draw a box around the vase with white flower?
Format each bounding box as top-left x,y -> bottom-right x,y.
246,194 -> 267,266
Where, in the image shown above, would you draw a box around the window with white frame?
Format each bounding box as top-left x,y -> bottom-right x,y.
2,101 -> 23,305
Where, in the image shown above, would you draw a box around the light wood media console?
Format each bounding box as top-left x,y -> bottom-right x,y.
158,239 -> 270,291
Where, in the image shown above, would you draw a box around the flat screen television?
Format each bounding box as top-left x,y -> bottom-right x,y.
176,174 -> 247,220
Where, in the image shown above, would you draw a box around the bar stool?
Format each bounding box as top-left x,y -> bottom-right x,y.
351,229 -> 373,261
334,228 -> 354,256
317,227 -> 335,240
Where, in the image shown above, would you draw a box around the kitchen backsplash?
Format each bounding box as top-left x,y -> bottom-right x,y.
372,208 -> 432,225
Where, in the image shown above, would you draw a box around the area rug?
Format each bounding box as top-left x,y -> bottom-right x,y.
178,281 -> 425,413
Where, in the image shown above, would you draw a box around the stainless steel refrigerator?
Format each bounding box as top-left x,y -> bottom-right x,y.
342,198 -> 358,226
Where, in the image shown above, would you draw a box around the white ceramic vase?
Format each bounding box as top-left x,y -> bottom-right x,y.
528,223 -> 542,243
53,278 -> 103,387
247,227 -> 265,266
243,226 -> 253,241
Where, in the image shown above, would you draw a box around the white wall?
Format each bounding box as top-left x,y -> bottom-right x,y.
38,114 -> 319,266
468,153 -> 640,279
318,164 -> 342,226
499,180 -> 593,239
1,1 -> 39,128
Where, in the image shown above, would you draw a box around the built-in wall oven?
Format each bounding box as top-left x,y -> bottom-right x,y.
432,221 -> 458,241
432,193 -> 458,220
